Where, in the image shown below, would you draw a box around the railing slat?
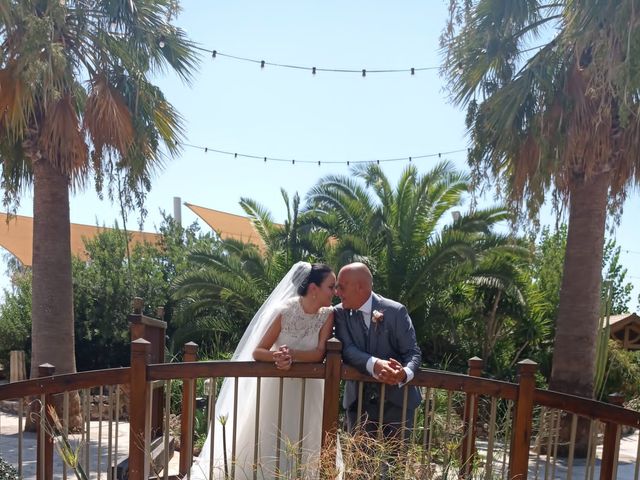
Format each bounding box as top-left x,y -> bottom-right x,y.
179,342 -> 198,479
601,394 -> 625,480
36,363 -> 55,480
129,338 -> 151,480
508,359 -> 537,480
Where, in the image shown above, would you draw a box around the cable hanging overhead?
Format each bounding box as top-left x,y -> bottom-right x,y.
190,43 -> 546,76
192,46 -> 437,75
179,141 -> 467,166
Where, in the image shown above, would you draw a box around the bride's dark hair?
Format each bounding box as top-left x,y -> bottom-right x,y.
297,263 -> 333,296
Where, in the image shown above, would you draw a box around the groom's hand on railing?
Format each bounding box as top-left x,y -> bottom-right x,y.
388,358 -> 408,384
374,359 -> 406,385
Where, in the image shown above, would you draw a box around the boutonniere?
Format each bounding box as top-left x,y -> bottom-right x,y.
371,309 -> 384,328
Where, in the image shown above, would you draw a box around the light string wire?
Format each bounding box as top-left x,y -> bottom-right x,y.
179,141 -> 468,166
192,46 -> 435,75
191,44 -> 546,76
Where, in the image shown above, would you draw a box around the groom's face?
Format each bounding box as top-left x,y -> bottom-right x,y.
336,271 -> 370,309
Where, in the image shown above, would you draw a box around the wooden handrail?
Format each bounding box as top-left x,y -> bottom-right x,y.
4,361 -> 638,430
534,388 -> 640,428
0,367 -> 130,401
342,365 -> 519,400
5,337 -> 640,480
147,360 -> 325,381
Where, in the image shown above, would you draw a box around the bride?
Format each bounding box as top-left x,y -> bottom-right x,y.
191,262 -> 336,480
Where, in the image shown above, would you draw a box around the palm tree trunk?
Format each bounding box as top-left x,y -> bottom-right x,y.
30,159 -> 81,429
550,171 -> 609,456
30,159 -> 76,376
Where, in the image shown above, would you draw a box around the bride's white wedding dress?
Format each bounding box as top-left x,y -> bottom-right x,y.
191,263 -> 331,480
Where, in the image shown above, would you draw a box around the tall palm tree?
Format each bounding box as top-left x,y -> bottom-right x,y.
441,0 -> 640,401
306,162 -> 528,341
0,0 -> 198,380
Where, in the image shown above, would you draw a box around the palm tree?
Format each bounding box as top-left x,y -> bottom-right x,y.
441,1 -> 640,402
306,162 -> 529,352
173,190 -> 331,342
240,189 -> 330,266
0,1 -> 198,382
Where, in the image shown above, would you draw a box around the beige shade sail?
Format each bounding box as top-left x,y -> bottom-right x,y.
0,213 -> 160,266
185,202 -> 267,248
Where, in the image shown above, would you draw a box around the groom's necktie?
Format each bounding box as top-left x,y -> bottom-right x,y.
351,310 -> 369,344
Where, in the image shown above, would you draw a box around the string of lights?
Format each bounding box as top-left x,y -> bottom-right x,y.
179,141 -> 467,166
191,44 -> 546,76
193,45 -> 438,76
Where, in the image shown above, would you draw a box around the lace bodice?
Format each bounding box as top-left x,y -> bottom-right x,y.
274,297 -> 332,351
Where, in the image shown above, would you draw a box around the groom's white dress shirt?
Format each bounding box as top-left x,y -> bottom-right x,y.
357,293 -> 414,386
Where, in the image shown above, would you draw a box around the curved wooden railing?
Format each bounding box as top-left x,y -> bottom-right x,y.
1,337 -> 639,480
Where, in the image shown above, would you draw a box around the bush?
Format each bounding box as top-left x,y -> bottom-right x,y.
601,340 -> 640,400
0,268 -> 32,370
0,458 -> 18,480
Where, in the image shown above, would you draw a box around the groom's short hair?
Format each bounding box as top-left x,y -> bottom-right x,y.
348,262 -> 373,288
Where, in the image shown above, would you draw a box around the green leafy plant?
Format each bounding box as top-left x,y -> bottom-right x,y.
0,458 -> 18,480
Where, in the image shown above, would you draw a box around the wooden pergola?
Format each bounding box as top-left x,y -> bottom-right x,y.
609,313 -> 640,350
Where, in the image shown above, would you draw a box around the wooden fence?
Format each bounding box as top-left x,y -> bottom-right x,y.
1,337 -> 639,479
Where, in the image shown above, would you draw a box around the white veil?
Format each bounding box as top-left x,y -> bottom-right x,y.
191,261 -> 312,479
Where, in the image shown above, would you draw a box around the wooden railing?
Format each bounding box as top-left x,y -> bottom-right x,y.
1,337 -> 639,480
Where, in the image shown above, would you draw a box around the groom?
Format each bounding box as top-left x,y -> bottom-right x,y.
334,262 -> 422,438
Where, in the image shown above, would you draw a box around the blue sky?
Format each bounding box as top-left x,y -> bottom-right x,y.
4,1 -> 640,308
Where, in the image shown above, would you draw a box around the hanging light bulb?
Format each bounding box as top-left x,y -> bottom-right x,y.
158,35 -> 166,48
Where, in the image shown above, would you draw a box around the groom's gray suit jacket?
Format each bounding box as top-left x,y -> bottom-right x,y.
334,293 -> 422,412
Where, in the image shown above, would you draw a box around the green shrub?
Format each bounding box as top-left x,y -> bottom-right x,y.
601,340 -> 640,400
0,268 -> 32,369
0,458 -> 18,480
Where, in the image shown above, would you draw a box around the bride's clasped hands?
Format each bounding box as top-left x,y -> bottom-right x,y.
273,345 -> 292,370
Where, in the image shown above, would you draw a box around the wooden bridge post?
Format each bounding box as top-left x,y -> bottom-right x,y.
179,341 -> 199,476
508,359 -> 538,480
129,338 -> 151,480
601,393 -> 625,480
36,363 -> 55,480
320,338 -> 343,479
129,297 -> 168,438
460,356 -> 483,478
